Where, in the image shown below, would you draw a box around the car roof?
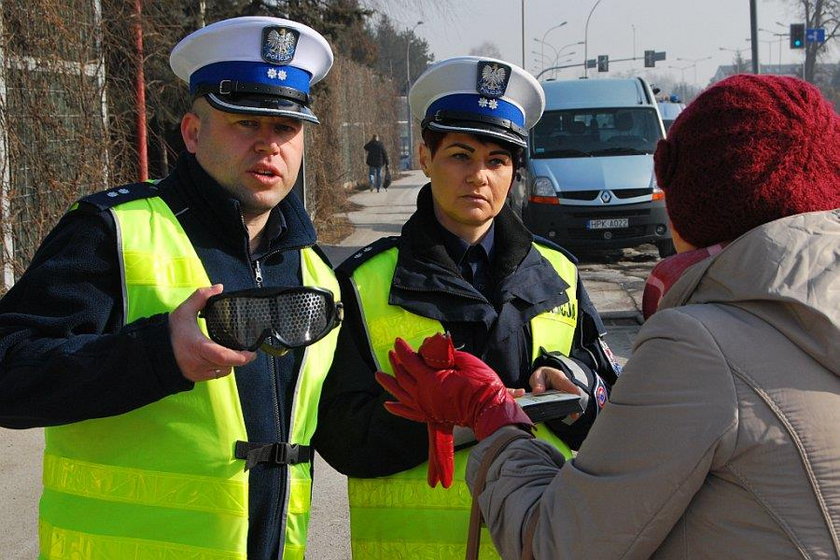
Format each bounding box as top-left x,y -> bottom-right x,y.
540,78 -> 654,110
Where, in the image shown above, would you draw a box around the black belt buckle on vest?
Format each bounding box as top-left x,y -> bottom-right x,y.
234,441 -> 313,471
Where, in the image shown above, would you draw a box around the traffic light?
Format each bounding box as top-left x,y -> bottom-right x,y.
644,50 -> 655,67
790,23 -> 805,48
597,55 -> 609,72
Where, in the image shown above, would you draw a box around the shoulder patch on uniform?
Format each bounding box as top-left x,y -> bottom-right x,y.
336,236 -> 399,276
533,235 -> 579,264
75,182 -> 160,213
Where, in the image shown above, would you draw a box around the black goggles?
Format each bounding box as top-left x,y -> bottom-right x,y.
200,286 -> 343,356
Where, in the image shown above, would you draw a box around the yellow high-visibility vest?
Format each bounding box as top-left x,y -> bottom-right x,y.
39,195 -> 339,560
346,243 -> 578,559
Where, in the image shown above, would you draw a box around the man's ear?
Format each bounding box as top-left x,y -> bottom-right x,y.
181,112 -> 200,154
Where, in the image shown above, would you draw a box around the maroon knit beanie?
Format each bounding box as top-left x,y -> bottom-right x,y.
654,73 -> 840,248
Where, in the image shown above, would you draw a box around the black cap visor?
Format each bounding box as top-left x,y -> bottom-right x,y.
422,109 -> 527,148
204,92 -> 319,123
425,121 -> 526,148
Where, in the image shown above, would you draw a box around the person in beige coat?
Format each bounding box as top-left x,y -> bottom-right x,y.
376,73 -> 840,558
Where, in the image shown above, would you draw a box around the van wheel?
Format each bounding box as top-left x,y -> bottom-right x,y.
656,240 -> 676,258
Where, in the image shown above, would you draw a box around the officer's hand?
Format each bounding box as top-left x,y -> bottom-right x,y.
529,366 -> 581,396
530,366 -> 583,422
169,284 -> 256,383
376,334 -> 534,488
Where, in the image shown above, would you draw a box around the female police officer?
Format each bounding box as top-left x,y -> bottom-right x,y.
313,56 -> 620,558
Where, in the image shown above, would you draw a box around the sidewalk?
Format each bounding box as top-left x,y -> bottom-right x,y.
577,262 -> 648,366
322,169 -> 427,266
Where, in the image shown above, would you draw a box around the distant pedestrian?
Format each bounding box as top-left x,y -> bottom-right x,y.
364,134 -> 389,192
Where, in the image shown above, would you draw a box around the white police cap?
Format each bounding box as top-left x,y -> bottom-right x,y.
409,56 -> 544,148
170,16 -> 333,123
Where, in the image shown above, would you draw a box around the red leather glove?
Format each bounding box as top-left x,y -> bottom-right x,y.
376,334 -> 533,487
376,334 -> 456,488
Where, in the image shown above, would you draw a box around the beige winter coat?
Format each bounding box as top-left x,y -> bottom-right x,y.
467,210 -> 840,559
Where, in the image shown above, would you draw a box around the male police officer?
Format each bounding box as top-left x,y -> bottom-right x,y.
0,16 -> 338,559
313,56 -> 620,558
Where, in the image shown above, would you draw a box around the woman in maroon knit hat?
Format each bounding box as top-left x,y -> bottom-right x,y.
377,73 -> 840,558
643,73 -> 840,318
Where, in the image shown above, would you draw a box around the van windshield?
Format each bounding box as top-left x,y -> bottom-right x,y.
530,107 -> 663,159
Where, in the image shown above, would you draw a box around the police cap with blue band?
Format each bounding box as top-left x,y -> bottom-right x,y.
170,16 -> 333,124
409,56 -> 544,148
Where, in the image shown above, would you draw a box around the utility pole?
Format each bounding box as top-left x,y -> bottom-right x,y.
133,0 -> 148,181
521,0 -> 525,67
749,0 -> 759,73
406,21 -> 423,170
583,0 -> 606,78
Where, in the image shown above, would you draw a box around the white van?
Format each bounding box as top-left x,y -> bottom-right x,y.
520,77 -> 674,257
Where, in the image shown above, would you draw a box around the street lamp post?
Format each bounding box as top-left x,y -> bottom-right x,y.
537,21 -> 567,73
535,39 -> 582,78
521,0 -> 525,67
557,40 -> 585,59
719,46 -> 745,73
748,38 -> 774,70
583,0 -> 606,77
534,41 -> 584,80
668,64 -> 691,83
532,51 -> 550,75
759,28 -> 787,69
668,64 -> 692,100
675,55 -> 712,84
774,22 -> 790,69
550,47 -> 579,79
405,20 -> 423,170
533,50 -> 551,62
533,39 -> 557,74
552,57 -> 574,78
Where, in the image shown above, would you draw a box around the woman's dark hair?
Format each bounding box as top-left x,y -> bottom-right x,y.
420,128 -> 524,172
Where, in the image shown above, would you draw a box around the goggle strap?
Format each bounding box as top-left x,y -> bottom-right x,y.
234,441 -> 313,470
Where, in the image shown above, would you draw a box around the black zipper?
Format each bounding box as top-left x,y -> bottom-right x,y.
393,282 -> 489,303
251,246 -> 310,552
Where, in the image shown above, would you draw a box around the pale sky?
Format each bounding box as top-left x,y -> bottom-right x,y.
373,0 -> 821,87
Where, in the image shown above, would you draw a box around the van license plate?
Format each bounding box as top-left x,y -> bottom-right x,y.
587,218 -> 629,230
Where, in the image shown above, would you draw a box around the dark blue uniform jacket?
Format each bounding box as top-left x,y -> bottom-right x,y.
313,184 -> 618,478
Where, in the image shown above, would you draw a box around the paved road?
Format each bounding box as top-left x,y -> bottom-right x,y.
0,169 -> 648,559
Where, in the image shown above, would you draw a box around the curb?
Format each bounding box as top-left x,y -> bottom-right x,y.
600,310 -> 644,325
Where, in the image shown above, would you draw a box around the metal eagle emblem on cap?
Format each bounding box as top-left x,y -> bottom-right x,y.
262,27 -> 299,65
476,61 -> 511,99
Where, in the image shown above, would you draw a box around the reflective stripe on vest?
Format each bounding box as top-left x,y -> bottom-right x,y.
346,244 -> 577,559
38,196 -> 339,560
531,243 -> 578,359
284,245 -> 341,560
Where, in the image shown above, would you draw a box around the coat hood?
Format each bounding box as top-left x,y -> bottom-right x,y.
660,209 -> 840,376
